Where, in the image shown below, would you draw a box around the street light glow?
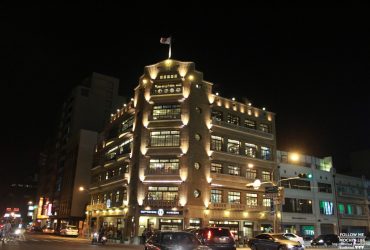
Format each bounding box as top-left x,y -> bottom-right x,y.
79,186 -> 85,191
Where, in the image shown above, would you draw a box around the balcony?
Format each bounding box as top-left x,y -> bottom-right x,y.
212,119 -> 274,140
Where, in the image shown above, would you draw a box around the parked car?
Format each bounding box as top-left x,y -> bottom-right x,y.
145,231 -> 210,250
59,225 -> 79,237
280,233 -> 305,247
311,234 -> 339,246
191,227 -> 236,250
248,233 -> 303,250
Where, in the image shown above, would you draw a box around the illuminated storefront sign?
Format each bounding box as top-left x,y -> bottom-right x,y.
140,209 -> 183,216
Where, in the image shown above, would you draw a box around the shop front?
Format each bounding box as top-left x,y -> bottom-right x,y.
139,208 -> 184,235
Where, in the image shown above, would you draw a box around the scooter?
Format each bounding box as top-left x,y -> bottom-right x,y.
91,232 -> 107,245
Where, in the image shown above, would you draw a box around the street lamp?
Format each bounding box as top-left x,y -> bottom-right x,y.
78,186 -> 90,238
246,176 -> 301,233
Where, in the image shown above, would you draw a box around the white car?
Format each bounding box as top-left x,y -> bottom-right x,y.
282,233 -> 305,247
59,225 -> 79,237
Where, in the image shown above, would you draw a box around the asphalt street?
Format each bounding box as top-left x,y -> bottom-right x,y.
1,233 -> 367,250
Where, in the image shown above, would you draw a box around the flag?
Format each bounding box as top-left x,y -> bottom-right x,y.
160,37 -> 171,45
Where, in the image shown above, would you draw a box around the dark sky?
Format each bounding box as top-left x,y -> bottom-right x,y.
1,5 -> 370,188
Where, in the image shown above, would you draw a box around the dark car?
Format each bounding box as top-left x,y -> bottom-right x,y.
145,231 -> 210,250
311,234 -> 339,246
248,233 -> 303,250
191,227 -> 236,250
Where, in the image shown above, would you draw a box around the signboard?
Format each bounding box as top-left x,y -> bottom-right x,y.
140,209 -> 183,216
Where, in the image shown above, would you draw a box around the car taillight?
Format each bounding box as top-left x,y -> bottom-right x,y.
207,230 -> 212,240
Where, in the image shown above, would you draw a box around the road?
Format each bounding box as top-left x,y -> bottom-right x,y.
0,233 -> 144,250
1,233 -> 367,250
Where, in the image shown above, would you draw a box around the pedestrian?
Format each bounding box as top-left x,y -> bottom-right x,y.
142,227 -> 148,243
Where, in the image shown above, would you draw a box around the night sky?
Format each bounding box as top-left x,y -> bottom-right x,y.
1,6 -> 370,191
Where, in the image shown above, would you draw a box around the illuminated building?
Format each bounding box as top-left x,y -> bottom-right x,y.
277,151 -> 338,236
88,60 -> 277,240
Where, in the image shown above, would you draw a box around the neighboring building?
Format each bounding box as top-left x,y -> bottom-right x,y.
334,173 -> 369,234
36,72 -> 125,230
277,151 -> 337,238
87,59 -> 277,241
3,174 -> 38,224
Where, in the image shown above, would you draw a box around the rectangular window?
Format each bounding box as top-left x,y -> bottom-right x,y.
356,205 -> 362,215
246,169 -> 257,179
211,163 -> 222,173
245,143 -> 258,158
211,135 -> 223,151
149,158 -> 179,172
261,146 -> 272,160
211,110 -> 223,121
263,198 -> 271,207
120,116 -> 134,133
319,201 -> 334,215
227,114 -> 240,126
246,193 -> 258,206
318,182 -> 332,193
280,178 -> 311,191
259,123 -> 270,133
152,104 -> 181,120
115,191 -> 120,203
338,203 -> 345,214
148,186 -> 179,201
261,171 -> 271,181
211,189 -> 222,203
227,139 -> 240,154
150,130 -> 180,147
283,198 -> 313,213
152,83 -> 183,95
228,165 -> 240,176
245,119 -> 256,129
347,204 -> 353,215
228,191 -> 241,203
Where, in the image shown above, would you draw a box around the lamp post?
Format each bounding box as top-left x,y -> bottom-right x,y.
247,176 -> 300,233
78,186 -> 90,239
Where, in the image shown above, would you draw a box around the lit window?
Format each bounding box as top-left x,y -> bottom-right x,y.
227,139 -> 240,154
261,146 -> 272,160
211,163 -> 222,173
150,130 -> 180,147
245,119 -> 256,129
245,143 -> 258,158
211,189 -> 222,203
259,123 -> 270,133
228,191 -> 240,204
211,135 -> 223,151
261,171 -> 271,181
246,193 -> 258,206
246,169 -> 257,179
227,114 -> 240,126
152,104 -> 181,120
228,165 -> 240,176
263,198 -> 271,207
211,110 -> 223,121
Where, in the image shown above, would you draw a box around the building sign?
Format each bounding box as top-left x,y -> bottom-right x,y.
140,209 -> 183,216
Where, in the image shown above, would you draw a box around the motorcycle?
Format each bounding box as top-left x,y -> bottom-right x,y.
91,232 -> 107,245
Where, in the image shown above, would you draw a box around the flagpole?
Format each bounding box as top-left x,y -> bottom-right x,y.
169,43 -> 171,59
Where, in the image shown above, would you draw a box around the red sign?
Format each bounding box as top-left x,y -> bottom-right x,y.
6,208 -> 11,212
13,208 -> 19,212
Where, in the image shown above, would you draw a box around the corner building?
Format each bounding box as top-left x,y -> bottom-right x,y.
88,59 -> 277,240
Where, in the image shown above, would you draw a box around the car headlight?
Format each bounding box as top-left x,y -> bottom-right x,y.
318,239 -> 324,243
15,229 -> 21,235
286,244 -> 295,249
93,232 -> 98,237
